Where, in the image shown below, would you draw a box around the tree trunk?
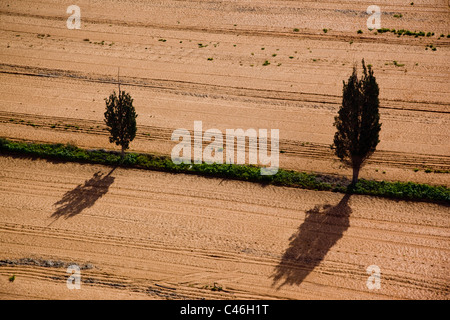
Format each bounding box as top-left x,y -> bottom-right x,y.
121,145 -> 125,157
351,165 -> 360,185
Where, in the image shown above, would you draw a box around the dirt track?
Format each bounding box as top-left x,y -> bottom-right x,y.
0,156 -> 449,299
0,0 -> 449,300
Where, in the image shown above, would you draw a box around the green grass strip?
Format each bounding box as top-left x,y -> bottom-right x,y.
1,138 -> 448,204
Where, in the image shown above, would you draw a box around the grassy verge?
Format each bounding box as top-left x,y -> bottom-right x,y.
1,138 -> 448,204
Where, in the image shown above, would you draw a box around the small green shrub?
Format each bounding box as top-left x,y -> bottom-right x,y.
377,28 -> 390,34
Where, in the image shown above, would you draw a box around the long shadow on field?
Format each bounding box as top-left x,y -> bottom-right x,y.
271,193 -> 351,288
51,168 -> 116,220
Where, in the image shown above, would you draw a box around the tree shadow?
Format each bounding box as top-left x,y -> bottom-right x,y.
271,193 -> 352,288
51,168 -> 116,220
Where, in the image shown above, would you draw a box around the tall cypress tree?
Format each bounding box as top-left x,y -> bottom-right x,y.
104,90 -> 137,156
333,59 -> 381,185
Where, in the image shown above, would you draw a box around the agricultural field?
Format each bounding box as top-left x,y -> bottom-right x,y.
0,0 -> 449,300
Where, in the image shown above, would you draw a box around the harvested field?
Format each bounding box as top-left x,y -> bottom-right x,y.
0,0 -> 449,300
0,157 -> 449,299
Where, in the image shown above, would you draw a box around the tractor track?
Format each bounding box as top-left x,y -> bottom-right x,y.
1,110 -> 449,171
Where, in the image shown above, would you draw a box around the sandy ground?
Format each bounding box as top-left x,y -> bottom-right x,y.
0,0 -> 449,300
0,0 -> 449,185
0,156 -> 449,300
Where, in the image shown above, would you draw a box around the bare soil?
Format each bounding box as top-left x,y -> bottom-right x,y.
1,156 -> 449,299
0,0 -> 449,299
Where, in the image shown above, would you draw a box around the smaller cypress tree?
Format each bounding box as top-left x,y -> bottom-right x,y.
333,59 -> 381,185
104,90 -> 137,155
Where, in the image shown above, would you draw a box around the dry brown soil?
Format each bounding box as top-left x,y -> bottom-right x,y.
0,0 -> 449,300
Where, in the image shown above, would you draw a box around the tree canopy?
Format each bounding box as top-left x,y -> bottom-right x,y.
333,59 -> 382,184
104,90 -> 137,155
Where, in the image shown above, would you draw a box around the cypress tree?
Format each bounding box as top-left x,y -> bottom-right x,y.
333,59 -> 381,185
104,90 -> 137,156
